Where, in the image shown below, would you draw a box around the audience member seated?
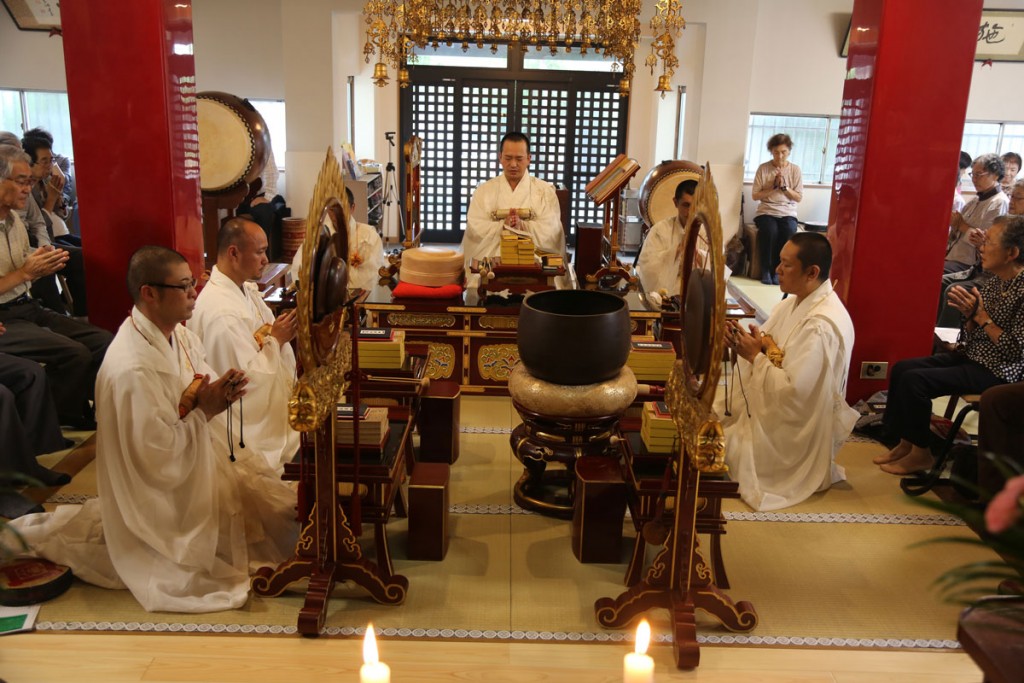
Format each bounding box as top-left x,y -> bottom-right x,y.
751,133 -> 803,285
1001,151 -> 1021,198
461,132 -> 564,270
0,146 -> 110,429
952,151 -> 972,214
878,215 -> 1024,475
191,218 -> 300,472
11,246 -> 297,612
944,153 -> 1008,274
291,186 -> 383,292
937,154 -> 1010,327
0,325 -> 73,518
635,179 -> 696,299
720,232 -> 857,511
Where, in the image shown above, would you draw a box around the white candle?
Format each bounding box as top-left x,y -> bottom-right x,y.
623,619 -> 654,683
361,623 -> 391,683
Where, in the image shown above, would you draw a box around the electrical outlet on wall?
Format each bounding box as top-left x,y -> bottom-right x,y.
860,361 -> 889,380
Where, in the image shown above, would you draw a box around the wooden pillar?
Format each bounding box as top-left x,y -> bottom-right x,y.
60,0 -> 203,332
829,0 -> 984,401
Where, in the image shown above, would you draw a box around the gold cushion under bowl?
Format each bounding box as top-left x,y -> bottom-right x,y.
508,363 -> 637,418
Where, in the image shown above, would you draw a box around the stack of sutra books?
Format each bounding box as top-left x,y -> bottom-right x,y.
640,401 -> 678,454
626,340 -> 676,382
335,403 -> 390,450
356,328 -> 406,369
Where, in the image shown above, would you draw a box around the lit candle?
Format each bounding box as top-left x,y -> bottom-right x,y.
361,623 -> 391,683
623,619 -> 654,683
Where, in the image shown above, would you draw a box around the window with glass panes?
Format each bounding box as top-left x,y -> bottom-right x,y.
400,45 -> 628,244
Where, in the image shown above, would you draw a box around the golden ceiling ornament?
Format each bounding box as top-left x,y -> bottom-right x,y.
362,0 -> 681,95
645,0 -> 686,98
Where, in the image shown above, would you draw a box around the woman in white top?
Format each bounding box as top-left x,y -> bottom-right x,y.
751,133 -> 803,285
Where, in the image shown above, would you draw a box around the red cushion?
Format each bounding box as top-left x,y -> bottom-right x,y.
392,282 -> 464,299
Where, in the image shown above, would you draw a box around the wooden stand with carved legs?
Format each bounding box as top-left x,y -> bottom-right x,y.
594,456 -> 756,668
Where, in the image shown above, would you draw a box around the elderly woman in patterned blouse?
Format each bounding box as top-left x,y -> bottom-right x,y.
876,214 -> 1024,475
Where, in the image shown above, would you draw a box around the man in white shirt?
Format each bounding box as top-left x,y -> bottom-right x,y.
635,179 -> 697,298
720,232 -> 858,511
461,132 -> 564,268
191,218 -> 300,472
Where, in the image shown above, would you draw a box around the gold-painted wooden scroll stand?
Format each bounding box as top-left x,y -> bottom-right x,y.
252,148 -> 407,636
593,164 -> 757,668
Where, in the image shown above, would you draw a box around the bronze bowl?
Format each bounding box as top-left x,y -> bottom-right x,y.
517,290 -> 631,385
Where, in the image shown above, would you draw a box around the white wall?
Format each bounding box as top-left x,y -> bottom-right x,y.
0,15 -> 66,90
192,0 -> 284,99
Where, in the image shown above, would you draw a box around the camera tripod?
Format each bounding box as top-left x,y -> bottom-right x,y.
381,131 -> 405,243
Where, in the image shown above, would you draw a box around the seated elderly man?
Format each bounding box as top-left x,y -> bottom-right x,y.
720,232 -> 857,511
191,218 -> 300,472
0,145 -> 111,429
878,215 -> 1024,475
461,132 -> 564,269
13,246 -> 296,613
635,179 -> 697,299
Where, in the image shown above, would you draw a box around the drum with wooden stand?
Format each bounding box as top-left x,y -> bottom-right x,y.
196,91 -> 271,266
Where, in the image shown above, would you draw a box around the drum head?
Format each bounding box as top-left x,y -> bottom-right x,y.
197,92 -> 270,193
638,160 -> 703,228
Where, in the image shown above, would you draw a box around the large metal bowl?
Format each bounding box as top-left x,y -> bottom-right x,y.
517,290 -> 631,385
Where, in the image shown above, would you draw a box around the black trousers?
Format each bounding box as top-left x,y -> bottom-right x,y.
882,353 -> 1004,448
0,353 -> 66,470
0,299 -> 112,422
754,214 -> 797,278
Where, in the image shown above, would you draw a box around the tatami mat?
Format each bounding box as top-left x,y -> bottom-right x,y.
28,394 -> 998,650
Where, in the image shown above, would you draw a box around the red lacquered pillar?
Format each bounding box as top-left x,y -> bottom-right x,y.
829,0 -> 983,401
60,0 -> 202,332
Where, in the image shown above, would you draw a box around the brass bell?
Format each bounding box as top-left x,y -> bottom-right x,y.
618,78 -> 631,97
372,62 -> 389,87
655,74 -> 672,92
398,67 -> 411,88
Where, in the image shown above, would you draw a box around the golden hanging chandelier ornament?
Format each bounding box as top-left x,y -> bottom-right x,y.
646,0 -> 686,97
362,0 -> 683,95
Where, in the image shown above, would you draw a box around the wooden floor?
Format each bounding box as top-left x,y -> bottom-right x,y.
2,632 -> 983,682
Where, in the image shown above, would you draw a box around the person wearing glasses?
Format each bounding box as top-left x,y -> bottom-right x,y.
11,131 -> 89,316
190,218 -> 300,473
13,245 -> 297,613
0,145 -> 111,430
945,153 -> 1008,274
879,215 -> 1024,476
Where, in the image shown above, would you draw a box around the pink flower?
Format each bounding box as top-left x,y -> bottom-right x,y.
985,474 -> 1024,534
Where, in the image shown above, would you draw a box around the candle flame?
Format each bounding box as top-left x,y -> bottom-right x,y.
635,619 -> 651,655
363,623 -> 380,664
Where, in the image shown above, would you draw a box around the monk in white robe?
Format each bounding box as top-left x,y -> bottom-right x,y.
11,246 -> 296,613
290,187 -> 384,291
636,179 -> 696,299
720,233 -> 858,511
192,218 -> 300,472
461,132 -> 565,268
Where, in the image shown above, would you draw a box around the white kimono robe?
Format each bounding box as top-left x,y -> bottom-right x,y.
12,310 -> 296,613
461,172 -> 564,267
188,266 -> 300,472
291,215 -> 384,292
636,216 -> 683,297
719,280 -> 858,511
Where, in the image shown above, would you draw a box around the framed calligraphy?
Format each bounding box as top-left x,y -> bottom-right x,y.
841,10 -> 1024,62
1,0 -> 61,32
